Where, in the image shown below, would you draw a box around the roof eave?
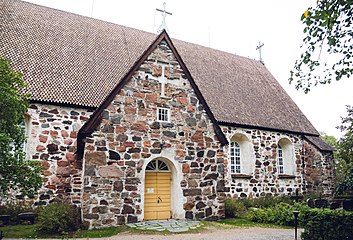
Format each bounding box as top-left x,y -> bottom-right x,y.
29,99 -> 97,110
304,135 -> 335,152
218,121 -> 319,137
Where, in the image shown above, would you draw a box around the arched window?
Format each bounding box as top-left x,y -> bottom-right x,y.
229,133 -> 254,175
146,159 -> 170,171
230,142 -> 241,173
277,138 -> 295,175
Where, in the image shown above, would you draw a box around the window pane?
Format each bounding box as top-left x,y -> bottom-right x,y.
278,146 -> 284,174
278,159 -> 283,165
157,108 -> 170,122
230,141 -> 241,174
158,160 -> 169,171
146,160 -> 157,170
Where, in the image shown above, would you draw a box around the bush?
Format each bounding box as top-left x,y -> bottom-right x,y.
246,202 -> 311,226
301,208 -> 353,240
241,195 -> 292,209
225,195 -> 295,219
36,202 -> 81,234
0,201 -> 35,225
302,192 -> 323,202
225,198 -> 247,218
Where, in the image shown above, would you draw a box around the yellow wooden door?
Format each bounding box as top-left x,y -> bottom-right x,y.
144,172 -> 171,220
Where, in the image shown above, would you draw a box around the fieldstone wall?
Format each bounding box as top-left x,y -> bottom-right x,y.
81,40 -> 225,228
303,141 -> 335,197
222,127 -> 304,198
222,127 -> 335,199
26,103 -> 93,205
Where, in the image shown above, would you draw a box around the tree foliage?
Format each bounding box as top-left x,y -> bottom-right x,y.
336,105 -> 353,194
320,132 -> 337,147
320,107 -> 353,193
290,0 -> 353,93
0,57 -> 41,198
320,132 -> 346,185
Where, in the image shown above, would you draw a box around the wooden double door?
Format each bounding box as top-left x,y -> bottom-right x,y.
144,160 -> 171,220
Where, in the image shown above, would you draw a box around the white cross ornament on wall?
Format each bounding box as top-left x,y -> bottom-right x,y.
160,65 -> 167,97
146,64 -> 175,97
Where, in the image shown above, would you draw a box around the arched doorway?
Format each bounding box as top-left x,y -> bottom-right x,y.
144,159 -> 171,220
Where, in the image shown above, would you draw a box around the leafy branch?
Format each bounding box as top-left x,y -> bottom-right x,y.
290,0 -> 353,93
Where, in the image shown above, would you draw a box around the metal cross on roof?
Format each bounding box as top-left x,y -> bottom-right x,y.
156,2 -> 172,34
256,41 -> 265,64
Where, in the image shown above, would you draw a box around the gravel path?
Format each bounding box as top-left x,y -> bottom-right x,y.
86,226 -> 303,240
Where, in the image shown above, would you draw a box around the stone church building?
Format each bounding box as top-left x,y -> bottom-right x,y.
1,1 -> 335,228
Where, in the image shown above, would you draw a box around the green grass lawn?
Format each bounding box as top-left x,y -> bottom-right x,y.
0,224 -> 40,238
0,218 -> 289,239
0,224 -> 129,239
0,223 -> 189,238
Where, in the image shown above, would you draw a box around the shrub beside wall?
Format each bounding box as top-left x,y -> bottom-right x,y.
37,202 -> 82,234
224,196 -> 353,239
225,198 -> 247,218
246,202 -> 310,226
301,208 -> 353,240
225,196 -> 292,218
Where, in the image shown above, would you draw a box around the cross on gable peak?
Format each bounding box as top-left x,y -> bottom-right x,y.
256,41 -> 265,65
156,2 -> 172,34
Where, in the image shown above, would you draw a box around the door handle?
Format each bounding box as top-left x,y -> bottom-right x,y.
157,196 -> 162,203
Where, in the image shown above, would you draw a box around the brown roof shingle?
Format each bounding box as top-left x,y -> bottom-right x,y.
304,136 -> 335,152
0,0 -> 319,136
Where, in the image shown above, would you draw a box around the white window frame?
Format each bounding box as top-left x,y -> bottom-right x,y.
21,115 -> 30,159
277,138 -> 296,176
277,144 -> 284,174
230,141 -> 241,173
157,108 -> 170,123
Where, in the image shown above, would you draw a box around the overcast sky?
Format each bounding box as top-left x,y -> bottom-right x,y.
24,0 -> 353,138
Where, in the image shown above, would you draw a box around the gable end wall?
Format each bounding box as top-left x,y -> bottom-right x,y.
81,41 -> 225,228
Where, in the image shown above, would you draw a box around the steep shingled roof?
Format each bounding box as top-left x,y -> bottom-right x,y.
304,136 -> 335,152
0,0 -> 319,136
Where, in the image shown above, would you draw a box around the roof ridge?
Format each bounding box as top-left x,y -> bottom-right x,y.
172,38 -> 260,63
21,0 -> 259,63
21,0 -> 157,37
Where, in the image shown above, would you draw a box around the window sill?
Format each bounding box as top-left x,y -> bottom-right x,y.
278,174 -> 296,179
231,174 -> 252,179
